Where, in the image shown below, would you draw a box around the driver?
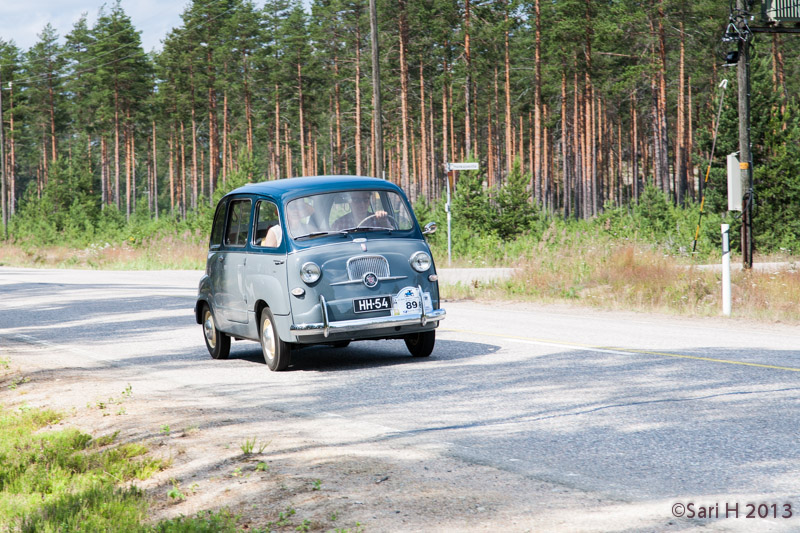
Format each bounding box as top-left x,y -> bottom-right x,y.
333,191 -> 391,230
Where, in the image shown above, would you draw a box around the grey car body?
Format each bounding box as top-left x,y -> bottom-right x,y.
195,176 -> 445,370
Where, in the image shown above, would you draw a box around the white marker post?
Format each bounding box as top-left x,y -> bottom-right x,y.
444,162 -> 480,266
721,224 -> 731,316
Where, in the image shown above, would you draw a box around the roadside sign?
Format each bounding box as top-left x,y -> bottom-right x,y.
445,162 -> 479,171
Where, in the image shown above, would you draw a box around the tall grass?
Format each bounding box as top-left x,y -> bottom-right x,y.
0,405 -> 239,531
0,231 -> 207,270
441,227 -> 800,321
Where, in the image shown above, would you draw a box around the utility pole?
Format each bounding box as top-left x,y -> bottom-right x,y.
369,0 -> 384,180
0,69 -> 6,241
736,0 -> 753,269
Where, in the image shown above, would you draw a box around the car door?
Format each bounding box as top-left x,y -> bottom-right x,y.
246,199 -> 290,317
220,197 -> 252,324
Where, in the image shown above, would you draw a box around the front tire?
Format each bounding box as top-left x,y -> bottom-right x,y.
260,307 -> 291,371
202,304 -> 230,360
404,330 -> 435,357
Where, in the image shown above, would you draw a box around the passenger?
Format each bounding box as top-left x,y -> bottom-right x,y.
286,199 -> 317,237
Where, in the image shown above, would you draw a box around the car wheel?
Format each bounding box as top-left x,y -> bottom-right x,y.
404,330 -> 435,357
331,341 -> 351,349
260,307 -> 291,371
202,304 -> 230,360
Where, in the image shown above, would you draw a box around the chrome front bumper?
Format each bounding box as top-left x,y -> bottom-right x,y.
290,288 -> 445,338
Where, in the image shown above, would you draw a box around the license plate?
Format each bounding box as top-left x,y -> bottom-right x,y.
353,295 -> 392,314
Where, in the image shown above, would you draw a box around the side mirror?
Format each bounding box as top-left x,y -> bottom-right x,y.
422,222 -> 437,235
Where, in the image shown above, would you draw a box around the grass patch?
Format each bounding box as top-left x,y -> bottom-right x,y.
0,232 -> 206,270
440,230 -> 800,321
0,404 -> 239,532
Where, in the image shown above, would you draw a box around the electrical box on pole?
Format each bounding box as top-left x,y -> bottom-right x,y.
727,153 -> 743,212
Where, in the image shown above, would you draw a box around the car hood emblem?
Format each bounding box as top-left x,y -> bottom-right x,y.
363,272 -> 378,288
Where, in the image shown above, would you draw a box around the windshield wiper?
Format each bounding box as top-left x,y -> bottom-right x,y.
293,230 -> 346,240
341,225 -> 393,234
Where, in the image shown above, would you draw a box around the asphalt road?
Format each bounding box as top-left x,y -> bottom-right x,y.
2,267 -> 800,525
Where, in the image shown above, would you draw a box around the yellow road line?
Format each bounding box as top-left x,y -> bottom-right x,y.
440,328 -> 800,373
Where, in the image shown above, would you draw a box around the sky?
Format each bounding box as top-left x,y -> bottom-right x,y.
1,0 -> 195,53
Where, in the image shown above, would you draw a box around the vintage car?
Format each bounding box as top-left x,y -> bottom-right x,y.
195,176 -> 446,370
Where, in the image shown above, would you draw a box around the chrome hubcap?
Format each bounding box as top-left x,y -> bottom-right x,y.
261,317 -> 276,361
204,313 -> 216,349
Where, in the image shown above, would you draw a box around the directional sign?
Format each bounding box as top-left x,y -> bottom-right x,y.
445,162 -> 479,171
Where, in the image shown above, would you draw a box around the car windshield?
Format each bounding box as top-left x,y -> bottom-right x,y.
285,190 -> 415,239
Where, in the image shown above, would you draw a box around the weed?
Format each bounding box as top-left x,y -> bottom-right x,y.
166,479 -> 185,501
296,519 -> 312,532
266,508 -> 296,528
240,437 -> 270,455
92,431 -> 120,448
231,466 -> 243,478
0,357 -> 10,369
255,462 -> 269,472
153,509 -> 240,531
8,376 -> 30,390
312,479 -> 322,491
160,424 -> 171,436
329,511 -> 339,521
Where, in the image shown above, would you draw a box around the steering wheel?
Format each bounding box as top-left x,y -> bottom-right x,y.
357,213 -> 397,229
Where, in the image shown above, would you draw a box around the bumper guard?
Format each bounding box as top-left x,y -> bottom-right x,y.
290,285 -> 445,338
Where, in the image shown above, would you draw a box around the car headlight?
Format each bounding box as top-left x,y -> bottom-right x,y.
300,262 -> 321,284
410,251 -> 432,272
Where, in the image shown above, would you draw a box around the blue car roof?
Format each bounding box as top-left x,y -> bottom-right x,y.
227,176 -> 404,202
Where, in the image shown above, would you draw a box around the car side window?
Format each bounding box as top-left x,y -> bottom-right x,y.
387,192 -> 414,230
210,201 -> 226,248
253,200 -> 281,249
224,199 -> 252,247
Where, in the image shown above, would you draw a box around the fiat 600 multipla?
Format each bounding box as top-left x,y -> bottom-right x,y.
195,176 -> 446,370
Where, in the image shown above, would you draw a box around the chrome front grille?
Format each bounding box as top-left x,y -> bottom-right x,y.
347,255 -> 390,280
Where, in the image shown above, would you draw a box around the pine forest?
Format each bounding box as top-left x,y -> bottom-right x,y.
2,0 -> 800,255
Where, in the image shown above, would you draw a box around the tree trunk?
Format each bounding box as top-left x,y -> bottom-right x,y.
534,0 -> 542,204
114,86 -> 120,208
152,120 -> 158,219
222,88 -> 228,185
442,70 -> 449,168
125,109 -> 132,219
398,0 -> 411,192
369,0 -> 383,179
168,127 -> 174,215
9,82 -> 15,215
207,49 -> 218,202
561,69 -> 569,219
464,0 -> 472,157
180,120 -> 187,218
657,2 -> 670,198
274,85 -> 281,178
419,63 -> 427,198
334,54 -> 342,174
504,10 -> 512,176
298,63 -> 306,176
631,90 -> 639,201
355,28 -> 363,176
244,54 -> 254,156
675,17 -> 686,205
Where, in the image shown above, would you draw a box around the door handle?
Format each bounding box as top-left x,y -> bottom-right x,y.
273,259 -> 285,265
218,255 -> 224,262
